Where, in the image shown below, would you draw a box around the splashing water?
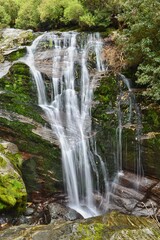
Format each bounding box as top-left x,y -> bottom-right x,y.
23,32 -> 108,218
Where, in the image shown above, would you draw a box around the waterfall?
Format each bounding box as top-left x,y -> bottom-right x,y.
115,73 -> 143,180
24,32 -> 108,218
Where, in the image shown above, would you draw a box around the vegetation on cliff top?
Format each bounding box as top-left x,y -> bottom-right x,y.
0,0 -> 159,100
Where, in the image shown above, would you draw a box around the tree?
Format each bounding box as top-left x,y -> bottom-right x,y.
38,0 -> 69,28
15,0 -> 40,30
0,6 -> 11,27
63,1 -> 84,24
117,0 -> 160,100
0,0 -> 18,27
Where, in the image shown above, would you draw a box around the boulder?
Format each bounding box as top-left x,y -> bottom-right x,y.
48,202 -> 83,223
0,140 -> 27,212
0,28 -> 34,77
117,171 -> 158,193
109,171 -> 160,218
0,28 -> 33,54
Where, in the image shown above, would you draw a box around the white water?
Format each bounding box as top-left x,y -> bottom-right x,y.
24,32 -> 107,218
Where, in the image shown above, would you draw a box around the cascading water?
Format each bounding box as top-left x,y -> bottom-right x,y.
23,32 -> 108,218
114,74 -> 143,181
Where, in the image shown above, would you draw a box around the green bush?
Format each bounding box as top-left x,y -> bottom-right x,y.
0,0 -> 18,27
15,0 -> 40,29
117,0 -> 160,100
0,6 -> 11,27
63,1 -> 84,24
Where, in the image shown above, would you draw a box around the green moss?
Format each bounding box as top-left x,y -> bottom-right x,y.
0,202 -> 6,210
92,74 -> 119,179
0,141 -> 27,212
6,152 -> 22,169
5,48 -> 26,62
77,222 -> 104,240
0,173 -> 27,212
0,194 -> 16,207
0,144 -> 5,152
0,117 -> 62,196
0,156 -> 7,167
0,62 -> 45,124
93,74 -> 118,126
0,143 -> 22,171
72,212 -> 160,240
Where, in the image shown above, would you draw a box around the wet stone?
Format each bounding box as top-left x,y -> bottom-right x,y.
24,207 -> 35,216
118,171 -> 158,193
132,207 -> 156,217
151,182 -> 160,199
111,183 -> 145,201
133,199 -> 158,217
0,140 -> 19,154
109,193 -> 138,212
48,203 -> 83,223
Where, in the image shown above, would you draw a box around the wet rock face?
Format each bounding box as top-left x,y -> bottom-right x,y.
0,60 -> 62,204
0,28 -> 33,55
0,211 -> 159,240
48,203 -> 83,222
34,50 -> 53,78
109,171 -> 160,219
0,28 -> 34,78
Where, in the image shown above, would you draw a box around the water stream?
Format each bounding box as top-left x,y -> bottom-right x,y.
23,32 -> 108,218
114,74 -> 143,183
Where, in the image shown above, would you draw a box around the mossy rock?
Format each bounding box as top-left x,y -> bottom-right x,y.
0,53 -> 4,63
4,47 -> 27,62
0,173 -> 26,212
0,211 -> 159,239
0,62 -> 45,124
0,60 -> 62,198
0,142 -> 27,213
0,118 -> 62,198
0,28 -> 34,52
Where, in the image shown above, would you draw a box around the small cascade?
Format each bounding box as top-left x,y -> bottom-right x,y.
23,32 -> 108,218
114,73 -> 143,183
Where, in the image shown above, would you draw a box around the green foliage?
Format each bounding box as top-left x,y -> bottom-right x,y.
2,0 -> 123,30
79,12 -> 96,28
38,0 -> 68,28
5,48 -> 26,62
38,0 -> 85,28
80,0 -> 107,13
15,0 -> 40,29
63,1 -> 84,24
0,0 -> 18,27
0,6 -> 11,27
0,156 -> 7,168
117,0 -> 160,100
0,0 -> 159,100
80,0 -> 124,29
